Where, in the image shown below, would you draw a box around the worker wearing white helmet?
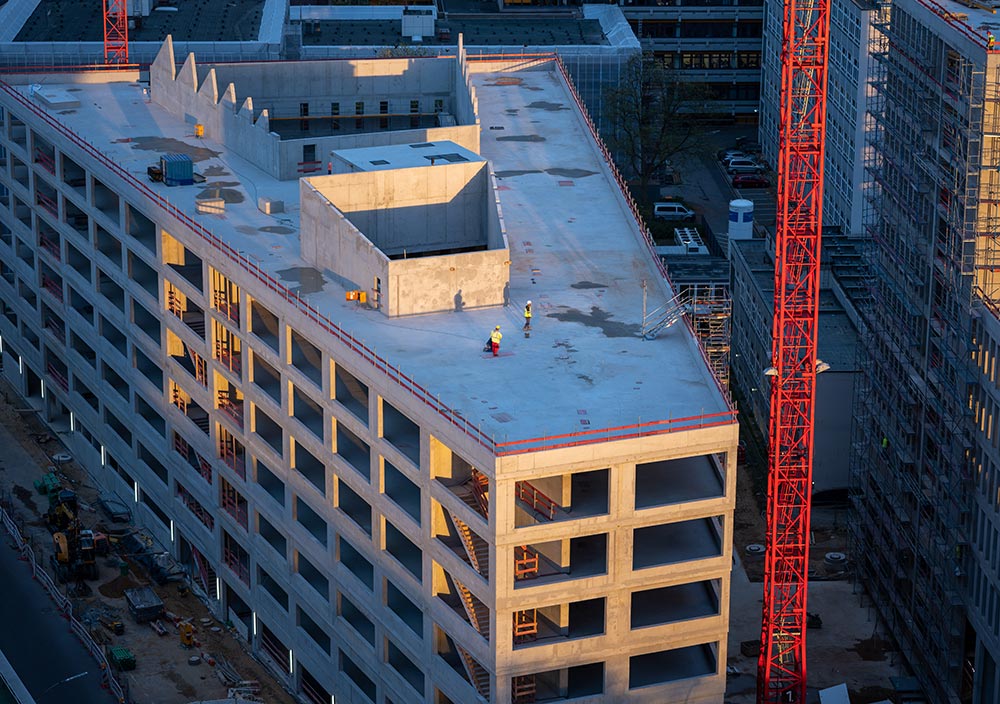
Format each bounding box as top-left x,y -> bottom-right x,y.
523,300 -> 532,330
490,325 -> 503,357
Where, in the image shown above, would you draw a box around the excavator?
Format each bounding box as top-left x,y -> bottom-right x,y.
52,521 -> 98,583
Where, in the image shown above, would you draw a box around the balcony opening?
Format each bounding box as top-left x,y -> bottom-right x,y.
217,378 -> 244,430
382,399 -> 420,466
292,385 -> 324,440
514,597 -> 605,649
290,329 -> 322,389
165,284 -> 206,338
162,232 -> 203,291
254,458 -> 285,506
259,622 -> 290,674
37,219 -> 61,262
339,536 -> 374,590
60,153 -> 86,195
11,155 -> 28,190
635,454 -> 724,509
296,551 -> 329,601
385,519 -> 422,582
210,268 -> 240,326
386,639 -> 424,694
134,345 -> 163,388
63,198 -> 88,237
253,405 -> 283,456
223,530 -> 250,586
7,112 -> 26,150
295,495 -> 328,547
340,651 -> 376,703
170,381 -> 210,435
298,606 -> 331,654
631,579 -> 721,629
383,459 -> 421,524
167,329 -> 205,385
292,439 -> 325,496
214,319 -> 242,376
386,580 -> 422,636
34,176 -> 58,220
137,442 -> 169,485
628,643 -> 717,689
259,566 -> 289,611
218,426 -> 246,479
430,438 -> 488,521
339,591 -> 375,645
433,500 -> 489,580
514,469 -> 609,527
128,251 -> 158,299
633,517 -> 723,570
300,666 -> 332,704
91,177 -> 119,224
251,351 -> 282,404
102,360 -> 129,399
521,662 -> 604,701
433,625 -> 489,698
335,422 -> 370,481
257,512 -> 288,559
513,533 -> 608,589
99,314 -> 127,356
66,243 -> 91,282
338,478 -> 372,535
12,196 -> 32,229
221,477 -> 249,532
92,226 -> 121,269
249,299 -> 280,352
432,565 -> 489,641
334,363 -> 368,424
132,299 -> 159,344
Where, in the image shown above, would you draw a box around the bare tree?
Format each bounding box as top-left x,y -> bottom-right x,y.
605,53 -> 709,198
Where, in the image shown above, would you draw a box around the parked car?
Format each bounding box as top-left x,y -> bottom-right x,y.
722,152 -> 759,167
732,174 -> 771,188
653,201 -> 696,221
718,148 -> 748,162
727,158 -> 766,175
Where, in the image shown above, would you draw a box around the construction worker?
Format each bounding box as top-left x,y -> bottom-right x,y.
523,300 -> 532,330
490,325 -> 503,356
989,31 -> 996,50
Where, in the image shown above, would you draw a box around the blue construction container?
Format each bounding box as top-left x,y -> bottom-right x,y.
160,153 -> 194,186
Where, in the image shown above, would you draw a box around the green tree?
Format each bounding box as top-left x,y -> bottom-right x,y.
605,53 -> 709,198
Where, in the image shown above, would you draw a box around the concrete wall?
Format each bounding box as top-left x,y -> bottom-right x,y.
150,37 -> 480,180
300,164 -> 509,316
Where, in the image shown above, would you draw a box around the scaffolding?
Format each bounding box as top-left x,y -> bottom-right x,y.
850,1 -> 984,699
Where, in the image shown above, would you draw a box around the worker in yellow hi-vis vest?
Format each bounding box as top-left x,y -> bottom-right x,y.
490,325 -> 503,357
523,300 -> 532,330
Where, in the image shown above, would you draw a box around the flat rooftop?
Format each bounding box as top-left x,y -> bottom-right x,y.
301,18 -> 608,46
332,141 -> 483,172
15,61 -> 729,446
16,0 -> 267,42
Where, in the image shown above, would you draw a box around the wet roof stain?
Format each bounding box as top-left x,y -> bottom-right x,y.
571,281 -> 608,289
128,136 -> 221,162
495,169 -> 542,178
276,266 -> 327,295
547,168 -> 597,179
259,225 -> 295,235
548,306 -> 638,338
496,135 -> 546,143
202,165 -> 231,177
483,77 -> 524,87
525,101 -> 569,111
196,182 -> 244,204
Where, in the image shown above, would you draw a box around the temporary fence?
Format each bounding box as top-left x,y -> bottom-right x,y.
0,497 -> 128,703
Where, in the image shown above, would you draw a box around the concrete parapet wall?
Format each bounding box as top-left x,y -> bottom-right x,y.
300,163 -> 509,316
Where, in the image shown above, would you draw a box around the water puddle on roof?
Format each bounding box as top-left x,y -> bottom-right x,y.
202,165 -> 231,177
196,183 -> 244,204
495,169 -> 542,177
496,135 -> 545,143
548,306 -> 639,338
277,266 -> 327,295
547,168 -> 597,179
127,136 -> 221,162
571,281 -> 608,289
259,226 -> 295,235
525,101 -> 569,112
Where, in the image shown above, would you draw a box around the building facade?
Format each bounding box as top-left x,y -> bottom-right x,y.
0,41 -> 737,704
850,1 -> 1000,700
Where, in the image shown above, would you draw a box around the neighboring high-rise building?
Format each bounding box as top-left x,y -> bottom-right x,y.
620,0 -> 764,122
850,1 -> 1000,700
0,38 -> 737,704
759,0 -> 872,236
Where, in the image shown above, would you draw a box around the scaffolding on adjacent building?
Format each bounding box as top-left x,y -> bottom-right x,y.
850,1 -> 987,699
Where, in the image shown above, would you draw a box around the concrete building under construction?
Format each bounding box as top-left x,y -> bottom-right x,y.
850,0 -> 1000,700
0,38 -> 736,704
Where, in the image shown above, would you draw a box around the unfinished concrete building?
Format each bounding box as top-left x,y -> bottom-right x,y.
0,37 -> 736,704
850,1 -> 1000,700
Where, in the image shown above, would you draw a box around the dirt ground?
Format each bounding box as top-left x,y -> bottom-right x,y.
0,377 -> 296,704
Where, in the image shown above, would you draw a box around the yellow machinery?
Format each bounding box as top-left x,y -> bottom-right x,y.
179,622 -> 195,648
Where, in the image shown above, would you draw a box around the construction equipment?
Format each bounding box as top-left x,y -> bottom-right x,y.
108,646 -> 136,671
179,621 -> 195,648
124,586 -> 165,624
100,618 -> 125,636
45,489 -> 77,531
756,0 -> 830,695
50,522 -> 98,583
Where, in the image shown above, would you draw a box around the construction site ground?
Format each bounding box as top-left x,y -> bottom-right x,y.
0,377 -> 295,704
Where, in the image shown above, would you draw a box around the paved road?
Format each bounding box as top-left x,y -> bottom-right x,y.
0,537 -> 112,704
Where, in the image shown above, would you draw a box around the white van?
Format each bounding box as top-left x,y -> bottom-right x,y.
653,202 -> 695,221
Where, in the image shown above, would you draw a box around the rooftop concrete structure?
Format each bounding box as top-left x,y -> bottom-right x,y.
0,41 -> 736,704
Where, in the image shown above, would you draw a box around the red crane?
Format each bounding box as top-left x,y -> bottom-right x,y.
103,0 -> 129,64
756,0 -> 830,697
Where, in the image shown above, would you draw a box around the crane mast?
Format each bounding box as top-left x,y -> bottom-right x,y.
103,0 -> 129,64
756,0 -> 830,697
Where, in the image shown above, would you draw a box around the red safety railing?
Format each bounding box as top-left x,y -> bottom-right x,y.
44,317 -> 65,343
36,191 -> 58,218
45,362 -> 69,392
34,147 -> 55,175
218,394 -> 245,429
38,234 -> 61,260
0,64 -> 736,458
177,483 -> 215,531
223,547 -> 250,586
912,0 -> 989,47
515,480 -> 558,520
40,276 -> 63,302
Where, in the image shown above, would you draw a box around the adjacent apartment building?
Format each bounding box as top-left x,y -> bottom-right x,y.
851,0 -> 1000,700
0,38 -> 737,704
